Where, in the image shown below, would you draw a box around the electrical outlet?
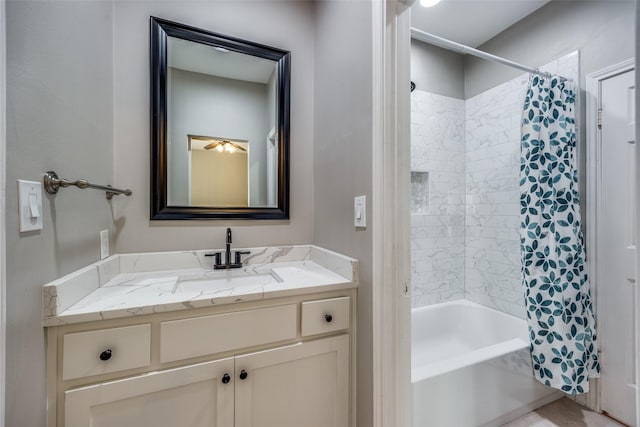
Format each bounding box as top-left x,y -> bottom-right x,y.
100,230 -> 109,260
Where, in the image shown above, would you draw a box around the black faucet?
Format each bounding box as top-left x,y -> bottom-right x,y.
206,228 -> 250,269
224,227 -> 233,266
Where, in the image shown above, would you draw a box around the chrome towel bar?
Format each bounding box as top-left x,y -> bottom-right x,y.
43,171 -> 132,200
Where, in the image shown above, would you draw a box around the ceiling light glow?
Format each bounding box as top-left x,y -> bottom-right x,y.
420,0 -> 441,7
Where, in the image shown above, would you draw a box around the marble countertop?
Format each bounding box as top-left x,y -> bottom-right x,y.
43,245 -> 358,326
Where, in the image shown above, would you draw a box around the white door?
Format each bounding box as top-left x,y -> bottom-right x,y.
235,335 -> 349,427
600,68 -> 637,426
64,358 -> 235,427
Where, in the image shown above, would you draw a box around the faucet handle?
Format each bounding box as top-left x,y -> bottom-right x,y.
234,250 -> 251,265
205,252 -> 222,267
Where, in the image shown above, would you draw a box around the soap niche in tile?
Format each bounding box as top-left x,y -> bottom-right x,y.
411,171 -> 429,215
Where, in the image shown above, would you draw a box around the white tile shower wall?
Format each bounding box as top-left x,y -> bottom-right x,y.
464,52 -> 579,318
410,90 -> 466,307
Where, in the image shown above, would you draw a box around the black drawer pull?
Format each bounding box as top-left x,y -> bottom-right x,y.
99,349 -> 112,361
239,369 -> 248,380
221,373 -> 231,384
325,314 -> 333,323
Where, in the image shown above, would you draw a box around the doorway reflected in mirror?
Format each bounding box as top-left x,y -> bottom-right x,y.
184,135 -> 249,207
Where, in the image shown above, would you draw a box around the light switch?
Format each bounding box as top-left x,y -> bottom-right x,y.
18,180 -> 43,232
29,194 -> 40,218
354,195 -> 366,228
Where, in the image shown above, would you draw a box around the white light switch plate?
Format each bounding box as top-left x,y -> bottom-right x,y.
354,195 -> 366,228
18,180 -> 43,232
100,230 -> 109,260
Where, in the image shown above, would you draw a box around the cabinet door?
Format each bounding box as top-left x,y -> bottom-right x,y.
235,335 -> 349,427
64,358 -> 234,427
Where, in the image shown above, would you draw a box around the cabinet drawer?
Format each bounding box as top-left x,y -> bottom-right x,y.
160,304 -> 297,363
301,297 -> 350,337
62,324 -> 151,380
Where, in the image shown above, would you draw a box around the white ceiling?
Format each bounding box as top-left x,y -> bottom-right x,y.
411,0 -> 552,48
168,36 -> 276,84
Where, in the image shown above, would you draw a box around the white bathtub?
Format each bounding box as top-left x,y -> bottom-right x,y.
412,300 -> 561,427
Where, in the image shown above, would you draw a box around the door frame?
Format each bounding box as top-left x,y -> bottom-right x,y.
0,0 -> 6,424
585,58 -> 635,415
371,1 -> 413,426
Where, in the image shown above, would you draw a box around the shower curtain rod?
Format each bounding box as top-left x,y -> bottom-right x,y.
410,28 -> 570,82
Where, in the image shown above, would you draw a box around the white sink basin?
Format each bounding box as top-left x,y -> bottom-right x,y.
174,270 -> 282,294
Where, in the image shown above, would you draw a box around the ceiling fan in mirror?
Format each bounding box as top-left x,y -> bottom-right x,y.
203,140 -> 247,153
189,135 -> 247,153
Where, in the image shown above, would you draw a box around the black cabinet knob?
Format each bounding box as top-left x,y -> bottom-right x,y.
239,369 -> 248,380
99,349 -> 112,361
221,373 -> 231,384
325,314 -> 333,323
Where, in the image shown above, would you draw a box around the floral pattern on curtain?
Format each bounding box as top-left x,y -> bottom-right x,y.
520,75 -> 600,394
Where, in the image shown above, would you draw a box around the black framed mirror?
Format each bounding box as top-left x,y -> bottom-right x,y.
150,17 -> 290,220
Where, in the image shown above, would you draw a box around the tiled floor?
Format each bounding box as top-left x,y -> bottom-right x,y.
502,398 -> 627,427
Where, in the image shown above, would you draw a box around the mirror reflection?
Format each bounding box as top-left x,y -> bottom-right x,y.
166,36 -> 279,208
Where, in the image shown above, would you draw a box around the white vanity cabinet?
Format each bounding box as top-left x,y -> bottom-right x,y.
234,335 -> 349,427
65,357 -> 235,427
47,291 -> 355,427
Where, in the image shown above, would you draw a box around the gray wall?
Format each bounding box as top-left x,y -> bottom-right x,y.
464,0 -> 635,227
465,0 -> 636,97
5,2 -> 380,426
0,0 -> 6,421
313,2 -> 373,426
113,1 -> 315,253
411,1 -> 635,99
411,39 -> 465,99
5,1 -> 114,425
168,68 -> 268,206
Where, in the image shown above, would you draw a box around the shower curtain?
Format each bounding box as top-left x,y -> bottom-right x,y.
519,75 -> 599,394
